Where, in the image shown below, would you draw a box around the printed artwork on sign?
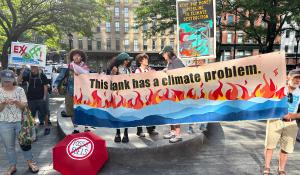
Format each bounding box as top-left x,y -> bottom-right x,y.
10,42 -> 47,67
73,52 -> 287,128
66,137 -> 94,160
176,0 -> 216,61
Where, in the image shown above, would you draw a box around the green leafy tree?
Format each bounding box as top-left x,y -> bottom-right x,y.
222,0 -> 300,53
0,0 -> 110,68
135,0 -> 300,55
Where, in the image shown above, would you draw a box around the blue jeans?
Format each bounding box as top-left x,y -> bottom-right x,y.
0,121 -> 33,166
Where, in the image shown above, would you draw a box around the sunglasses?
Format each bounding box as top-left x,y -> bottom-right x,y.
288,93 -> 293,103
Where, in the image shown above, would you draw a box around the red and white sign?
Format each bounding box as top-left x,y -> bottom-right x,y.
66,137 -> 94,160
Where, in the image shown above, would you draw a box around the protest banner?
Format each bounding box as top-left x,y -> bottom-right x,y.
74,52 -> 287,128
10,42 -> 47,67
176,0 -> 216,65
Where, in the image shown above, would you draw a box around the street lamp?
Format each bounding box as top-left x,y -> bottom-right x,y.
68,33 -> 73,51
295,31 -> 300,67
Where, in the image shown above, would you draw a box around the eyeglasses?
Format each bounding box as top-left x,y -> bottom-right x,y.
288,93 -> 293,103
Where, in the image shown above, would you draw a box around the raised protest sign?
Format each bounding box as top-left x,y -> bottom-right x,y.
74,52 -> 287,128
176,0 -> 216,65
10,42 -> 46,67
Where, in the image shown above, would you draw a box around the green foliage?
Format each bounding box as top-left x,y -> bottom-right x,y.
134,0 -> 176,37
0,0 -> 111,68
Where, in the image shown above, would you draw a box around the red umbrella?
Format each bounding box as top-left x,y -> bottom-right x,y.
53,132 -> 108,175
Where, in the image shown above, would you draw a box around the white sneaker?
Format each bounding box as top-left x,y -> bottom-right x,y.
169,136 -> 183,143
163,131 -> 175,139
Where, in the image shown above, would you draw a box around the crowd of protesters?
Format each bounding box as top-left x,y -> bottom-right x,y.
0,46 -> 300,175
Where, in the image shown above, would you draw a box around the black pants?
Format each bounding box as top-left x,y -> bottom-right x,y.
28,99 -> 47,123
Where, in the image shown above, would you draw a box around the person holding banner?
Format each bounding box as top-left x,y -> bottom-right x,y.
53,49 -> 89,133
0,70 -> 39,174
111,52 -> 133,143
160,46 -> 185,143
134,53 -> 159,137
263,69 -> 300,175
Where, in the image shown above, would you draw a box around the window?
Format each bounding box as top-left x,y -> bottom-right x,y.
96,25 -> 101,33
116,39 -> 120,51
285,45 -> 289,53
115,7 -> 119,17
124,0 -> 129,3
228,15 -> 233,24
133,22 -> 139,33
143,39 -> 148,51
237,50 -> 244,58
152,39 -> 156,50
294,45 -> 298,53
223,51 -> 231,61
107,39 -> 111,50
124,22 -> 129,33
88,39 -> 92,50
115,22 -> 120,32
78,39 -> 83,49
124,39 -> 129,51
134,39 -> 139,51
143,24 -> 148,31
170,39 -> 175,48
227,33 -> 232,43
161,39 -> 165,50
115,0 -> 120,3
286,30 -> 290,38
124,7 -> 129,18
106,22 -> 111,32
96,40 -> 101,50
245,50 -> 252,56
238,34 -> 243,44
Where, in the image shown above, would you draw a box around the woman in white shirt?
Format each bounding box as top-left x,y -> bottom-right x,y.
0,70 -> 39,174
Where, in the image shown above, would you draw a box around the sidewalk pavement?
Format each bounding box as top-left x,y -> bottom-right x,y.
0,96 -> 299,175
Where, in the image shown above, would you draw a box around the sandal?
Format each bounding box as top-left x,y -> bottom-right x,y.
28,161 -> 39,173
263,167 -> 270,175
278,170 -> 286,175
4,166 -> 17,175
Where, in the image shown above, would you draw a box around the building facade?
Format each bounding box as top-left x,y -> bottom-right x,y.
280,21 -> 300,70
68,0 -> 177,71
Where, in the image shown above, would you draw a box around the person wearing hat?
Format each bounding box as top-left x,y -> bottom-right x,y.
263,69 -> 300,175
0,70 -> 39,174
112,52 -> 133,143
160,46 -> 185,143
53,49 -> 90,133
22,65 -> 51,136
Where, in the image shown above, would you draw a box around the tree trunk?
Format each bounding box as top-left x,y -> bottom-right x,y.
1,39 -> 11,69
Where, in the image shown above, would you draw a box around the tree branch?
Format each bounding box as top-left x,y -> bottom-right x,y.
5,0 -> 17,28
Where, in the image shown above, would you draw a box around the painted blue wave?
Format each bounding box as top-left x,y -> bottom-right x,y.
74,97 -> 288,128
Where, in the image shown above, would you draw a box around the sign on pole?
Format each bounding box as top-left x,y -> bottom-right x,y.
10,42 -> 47,67
176,0 -> 216,65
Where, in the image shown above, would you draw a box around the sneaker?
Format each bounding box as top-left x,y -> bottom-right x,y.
122,135 -> 129,143
114,134 -> 121,143
137,132 -> 146,137
169,136 -> 183,143
163,131 -> 175,139
148,130 -> 159,136
188,126 -> 194,134
44,128 -> 50,136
